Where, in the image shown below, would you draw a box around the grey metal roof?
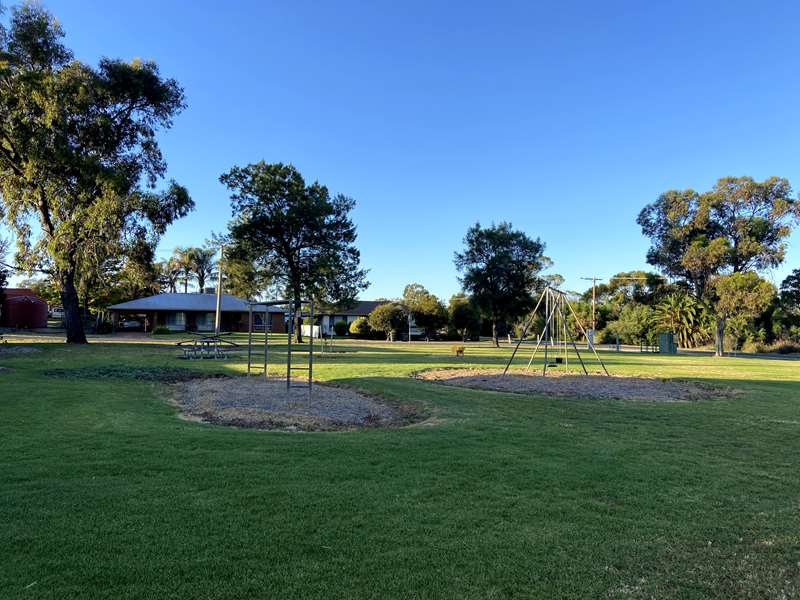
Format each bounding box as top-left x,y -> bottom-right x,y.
109,293 -> 284,313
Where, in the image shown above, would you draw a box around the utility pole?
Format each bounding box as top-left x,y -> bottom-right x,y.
580,276 -> 599,331
214,243 -> 224,336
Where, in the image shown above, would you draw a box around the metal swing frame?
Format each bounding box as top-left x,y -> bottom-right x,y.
246,298 -> 315,391
503,286 -> 609,376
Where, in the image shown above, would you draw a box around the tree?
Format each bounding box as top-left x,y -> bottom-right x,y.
638,176 -> 800,355
448,293 -> 481,341
402,283 -> 447,341
713,272 -> 776,349
605,303 -> 655,345
367,302 -> 406,341
654,291 -> 711,348
0,4 -> 193,343
222,162 -> 368,341
348,316 -> 372,338
172,248 -> 194,293
189,246 -> 216,293
157,258 -> 182,293
0,237 -> 9,314
218,255 -> 270,300
454,222 -> 545,346
780,269 -> 800,310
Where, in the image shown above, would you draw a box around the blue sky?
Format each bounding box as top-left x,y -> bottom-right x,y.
7,0 -> 800,298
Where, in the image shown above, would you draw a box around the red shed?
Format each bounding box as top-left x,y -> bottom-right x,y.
1,289 -> 49,329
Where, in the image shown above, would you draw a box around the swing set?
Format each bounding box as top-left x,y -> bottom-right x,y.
503,286 -> 609,376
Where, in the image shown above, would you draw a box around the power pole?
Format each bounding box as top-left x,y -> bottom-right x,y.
580,276 -> 599,331
214,243 -> 224,336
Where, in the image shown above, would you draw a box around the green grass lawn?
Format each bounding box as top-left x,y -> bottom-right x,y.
1,337 -> 799,599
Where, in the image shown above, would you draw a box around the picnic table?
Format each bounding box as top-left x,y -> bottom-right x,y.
177,334 -> 238,359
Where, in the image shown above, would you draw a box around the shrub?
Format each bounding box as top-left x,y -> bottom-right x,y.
741,340 -> 769,354
773,341 -> 800,354
152,326 -> 171,335
333,320 -> 349,336
368,302 -> 407,341
348,317 -> 371,338
95,321 -> 113,334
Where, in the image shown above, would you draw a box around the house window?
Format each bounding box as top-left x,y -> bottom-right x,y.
196,312 -> 214,331
165,311 -> 185,330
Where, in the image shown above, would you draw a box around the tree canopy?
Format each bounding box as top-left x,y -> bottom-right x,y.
448,293 -> 481,341
367,302 -> 406,341
0,3 -> 193,342
454,222 -> 545,346
637,176 -> 799,354
222,162 -> 368,340
402,283 -> 447,340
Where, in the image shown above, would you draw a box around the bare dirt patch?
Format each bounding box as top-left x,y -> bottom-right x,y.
417,368 -> 734,402
171,377 -> 424,431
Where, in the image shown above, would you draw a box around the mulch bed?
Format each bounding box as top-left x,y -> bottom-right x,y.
416,368 -> 735,402
171,377 -> 424,432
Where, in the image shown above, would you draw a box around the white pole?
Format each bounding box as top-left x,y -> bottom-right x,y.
214,244 -> 224,336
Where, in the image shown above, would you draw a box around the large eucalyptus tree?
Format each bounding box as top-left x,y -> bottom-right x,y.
0,4 -> 192,342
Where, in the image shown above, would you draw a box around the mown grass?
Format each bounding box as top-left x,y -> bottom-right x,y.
1,337 -> 799,599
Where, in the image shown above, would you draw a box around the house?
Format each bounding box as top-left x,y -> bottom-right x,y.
316,300 -> 387,335
0,288 -> 49,329
108,293 -> 286,333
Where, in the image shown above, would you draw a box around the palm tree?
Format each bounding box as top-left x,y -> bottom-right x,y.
655,292 -> 711,348
189,247 -> 217,293
157,259 -> 181,293
172,247 -> 194,293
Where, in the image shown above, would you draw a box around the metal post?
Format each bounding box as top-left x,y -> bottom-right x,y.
247,304 -> 253,375
263,308 -> 268,379
502,288 -> 546,375
287,303 -> 293,390
564,297 -> 610,376
308,300 -> 314,391
543,290 -> 550,376
214,244 -> 224,335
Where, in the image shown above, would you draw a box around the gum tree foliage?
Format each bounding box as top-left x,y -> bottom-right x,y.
0,236 -> 8,309
367,302 -> 406,342
0,4 -> 193,342
448,293 -> 481,341
638,176 -> 800,355
454,222 -> 545,347
605,303 -> 656,345
402,283 -> 448,341
713,272 -> 775,341
221,162 -> 368,341
780,269 -> 800,310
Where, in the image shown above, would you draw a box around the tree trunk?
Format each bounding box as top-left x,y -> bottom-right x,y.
60,269 -> 87,344
714,317 -> 725,357
295,313 -> 303,343
492,320 -> 499,347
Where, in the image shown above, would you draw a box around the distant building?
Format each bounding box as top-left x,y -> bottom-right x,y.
0,288 -> 48,329
316,300 -> 388,335
108,293 -> 286,333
